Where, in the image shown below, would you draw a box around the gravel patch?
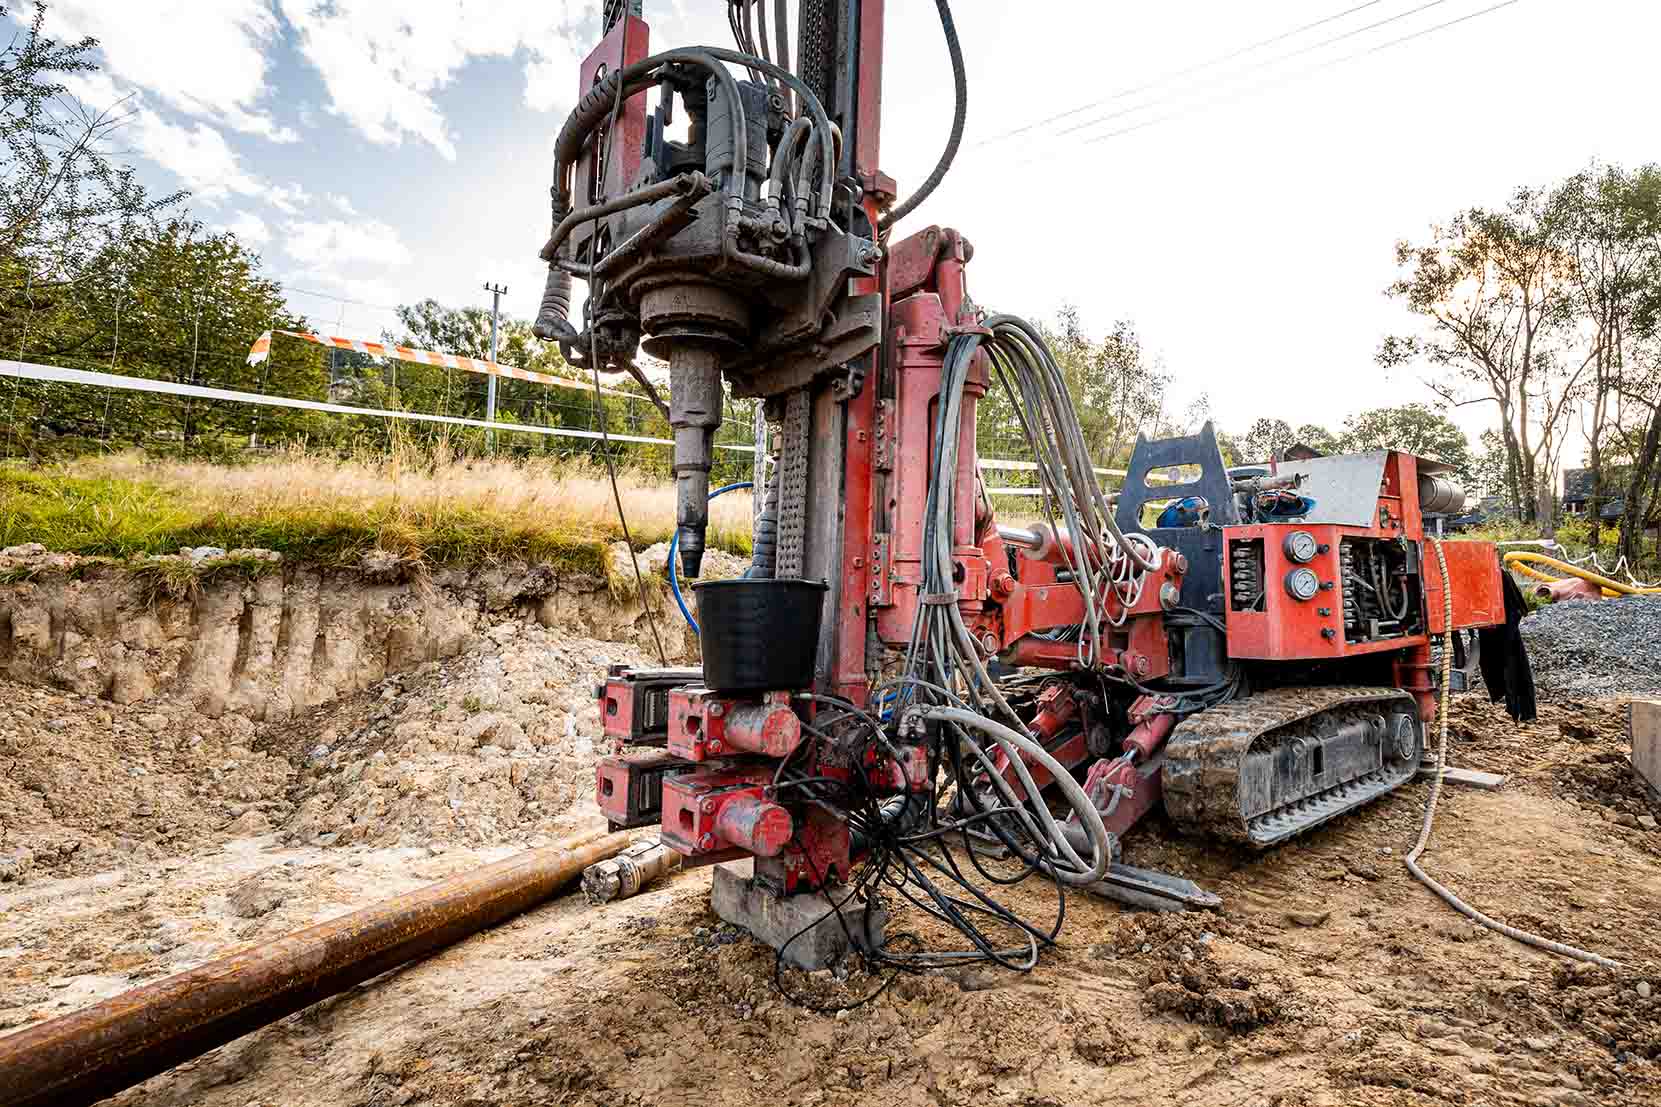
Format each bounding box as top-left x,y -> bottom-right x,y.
1519,593 -> 1661,699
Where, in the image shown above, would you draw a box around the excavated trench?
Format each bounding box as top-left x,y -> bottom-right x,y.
0,545 -> 701,720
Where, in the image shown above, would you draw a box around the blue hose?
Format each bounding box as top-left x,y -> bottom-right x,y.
668,480 -> 754,636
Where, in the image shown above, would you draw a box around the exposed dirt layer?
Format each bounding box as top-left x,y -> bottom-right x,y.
4,678 -> 1660,1106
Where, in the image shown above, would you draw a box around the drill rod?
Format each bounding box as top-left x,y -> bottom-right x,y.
0,829 -> 629,1107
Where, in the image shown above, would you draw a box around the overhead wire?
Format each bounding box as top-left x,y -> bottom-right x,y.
1013,0 -> 1525,163
1052,0 -> 1458,142
970,0 -> 1394,148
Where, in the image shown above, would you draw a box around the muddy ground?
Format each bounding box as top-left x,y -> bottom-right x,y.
3,651 -> 1660,1106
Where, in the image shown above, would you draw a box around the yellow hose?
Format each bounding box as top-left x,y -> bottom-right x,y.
1501,550 -> 1661,599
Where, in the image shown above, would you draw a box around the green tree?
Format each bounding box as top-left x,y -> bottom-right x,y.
1470,428 -> 1515,504
385,298 -> 577,429
2,217 -> 324,454
0,3 -> 179,291
978,305 -> 1167,479
1555,164 -> 1661,549
1238,418 -> 1295,462
1336,403 -> 1475,484
1379,185 -> 1592,526
1293,423 -> 1341,455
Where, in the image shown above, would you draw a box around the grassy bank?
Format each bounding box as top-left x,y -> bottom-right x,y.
0,448 -> 756,580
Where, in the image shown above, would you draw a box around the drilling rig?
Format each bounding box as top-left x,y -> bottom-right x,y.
534,1 -> 1533,971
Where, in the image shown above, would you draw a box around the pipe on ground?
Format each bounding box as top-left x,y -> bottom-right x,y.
0,829 -> 631,1107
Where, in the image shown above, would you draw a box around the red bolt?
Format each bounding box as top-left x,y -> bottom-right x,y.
701,799 -> 716,815
707,739 -> 723,754
699,833 -> 716,850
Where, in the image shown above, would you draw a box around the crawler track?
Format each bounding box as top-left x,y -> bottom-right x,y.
1162,685 -> 1421,847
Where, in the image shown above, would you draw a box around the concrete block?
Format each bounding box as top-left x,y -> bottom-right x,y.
710,859 -> 886,971
1631,700 -> 1661,804
1416,764 -> 1507,790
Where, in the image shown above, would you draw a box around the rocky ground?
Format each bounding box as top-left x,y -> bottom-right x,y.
3,629 -> 1661,1105
1521,594 -> 1661,700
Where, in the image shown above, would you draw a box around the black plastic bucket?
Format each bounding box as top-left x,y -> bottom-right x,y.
693,577 -> 828,692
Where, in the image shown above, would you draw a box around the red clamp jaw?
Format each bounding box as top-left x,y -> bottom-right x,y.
667,688 -> 802,761
661,767 -> 792,858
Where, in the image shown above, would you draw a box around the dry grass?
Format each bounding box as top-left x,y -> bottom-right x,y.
1,445 -> 756,579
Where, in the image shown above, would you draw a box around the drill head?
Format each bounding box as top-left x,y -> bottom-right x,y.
669,343 -> 722,578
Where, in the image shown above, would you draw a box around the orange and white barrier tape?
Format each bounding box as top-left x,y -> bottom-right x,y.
246,330 -> 632,398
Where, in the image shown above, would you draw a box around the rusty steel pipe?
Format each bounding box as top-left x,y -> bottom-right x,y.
0,829 -> 629,1107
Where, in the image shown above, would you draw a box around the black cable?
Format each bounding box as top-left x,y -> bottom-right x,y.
878,0 -> 965,232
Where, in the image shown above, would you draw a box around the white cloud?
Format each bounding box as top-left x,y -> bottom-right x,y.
284,219 -> 414,270
276,0 -> 593,160
267,183 -> 313,216
225,212 -> 272,246
327,193 -> 359,217
127,111 -> 270,202
46,1 -> 296,142
65,74 -> 313,216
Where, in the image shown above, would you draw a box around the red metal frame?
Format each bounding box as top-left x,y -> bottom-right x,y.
575,16 -> 651,209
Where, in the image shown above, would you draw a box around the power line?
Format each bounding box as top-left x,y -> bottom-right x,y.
971,0 -> 1392,148
272,282 -> 403,311
1015,0 -> 1525,165
1051,0 -> 1456,141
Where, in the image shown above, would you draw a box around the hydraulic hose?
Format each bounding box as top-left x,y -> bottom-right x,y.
668,480 -> 754,635
1408,538 -> 1620,968
1503,550 -> 1661,599
880,0 -> 966,232
533,44 -> 838,341
749,466 -> 781,577
922,707 -> 1113,886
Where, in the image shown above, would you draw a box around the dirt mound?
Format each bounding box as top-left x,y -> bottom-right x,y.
277,620 -> 647,848
1106,913 -> 1293,1031
0,545 -> 692,723
0,681 -> 293,881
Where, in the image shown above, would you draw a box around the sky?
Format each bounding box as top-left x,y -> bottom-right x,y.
35,0 -> 1661,455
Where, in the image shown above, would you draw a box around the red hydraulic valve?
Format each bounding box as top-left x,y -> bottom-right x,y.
714,794 -> 794,857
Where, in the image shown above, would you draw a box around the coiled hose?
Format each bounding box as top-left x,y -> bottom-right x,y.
749,467 -> 780,578
1408,537 -> 1621,968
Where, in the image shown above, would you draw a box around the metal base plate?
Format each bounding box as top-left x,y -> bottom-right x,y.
710,859 -> 886,971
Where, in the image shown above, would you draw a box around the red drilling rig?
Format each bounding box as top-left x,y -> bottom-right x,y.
535,1 -> 1534,971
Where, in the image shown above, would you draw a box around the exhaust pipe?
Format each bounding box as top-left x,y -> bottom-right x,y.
0,829 -> 631,1107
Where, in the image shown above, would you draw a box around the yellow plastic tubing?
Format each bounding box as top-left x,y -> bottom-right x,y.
1502,550 -> 1661,599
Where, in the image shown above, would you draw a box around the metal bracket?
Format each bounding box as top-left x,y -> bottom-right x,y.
829,362 -> 865,400
873,398 -> 896,471
870,532 -> 892,608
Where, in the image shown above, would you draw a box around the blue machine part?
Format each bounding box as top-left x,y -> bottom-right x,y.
1156,495 -> 1209,528
668,481 -> 754,636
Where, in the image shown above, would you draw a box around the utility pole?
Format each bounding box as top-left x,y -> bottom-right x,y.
483,281 -> 507,452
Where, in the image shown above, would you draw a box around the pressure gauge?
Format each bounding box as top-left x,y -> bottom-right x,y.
1284,567 -> 1320,602
1283,530 -> 1318,564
